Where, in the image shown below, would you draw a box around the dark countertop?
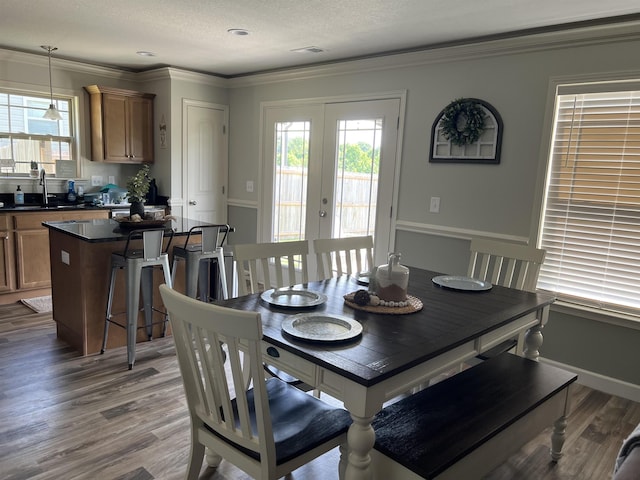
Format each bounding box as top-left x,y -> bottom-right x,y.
43,216 -> 205,243
1,204 -> 109,213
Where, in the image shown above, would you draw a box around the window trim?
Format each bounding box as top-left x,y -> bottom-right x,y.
533,71 -> 640,322
0,82 -> 79,179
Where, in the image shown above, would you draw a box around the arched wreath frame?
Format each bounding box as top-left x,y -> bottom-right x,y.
429,98 -> 503,164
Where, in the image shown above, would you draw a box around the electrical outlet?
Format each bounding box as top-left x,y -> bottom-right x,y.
91,175 -> 103,186
429,196 -> 441,213
246,180 -> 254,193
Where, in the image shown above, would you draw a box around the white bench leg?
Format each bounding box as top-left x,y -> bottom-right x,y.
551,415 -> 568,461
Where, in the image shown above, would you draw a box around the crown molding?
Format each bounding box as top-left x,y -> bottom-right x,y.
138,67 -> 229,87
0,48 -> 134,82
227,18 -> 640,88
3,18 -> 640,89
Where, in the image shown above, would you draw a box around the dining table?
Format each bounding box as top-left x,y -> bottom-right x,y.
215,266 -> 556,480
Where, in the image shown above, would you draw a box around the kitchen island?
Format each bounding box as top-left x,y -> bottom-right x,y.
43,217 -> 214,356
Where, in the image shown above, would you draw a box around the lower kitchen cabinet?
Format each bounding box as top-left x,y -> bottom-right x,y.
0,215 -> 14,293
0,210 -> 109,304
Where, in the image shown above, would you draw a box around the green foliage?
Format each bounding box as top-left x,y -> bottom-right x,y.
126,164 -> 151,203
440,98 -> 486,146
340,142 -> 379,174
280,137 -> 379,173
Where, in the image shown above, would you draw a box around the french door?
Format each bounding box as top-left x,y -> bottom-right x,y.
261,98 -> 401,276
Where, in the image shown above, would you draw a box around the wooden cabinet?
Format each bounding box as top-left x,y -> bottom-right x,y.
0,215 -> 15,292
84,85 -> 155,164
0,209 -> 110,304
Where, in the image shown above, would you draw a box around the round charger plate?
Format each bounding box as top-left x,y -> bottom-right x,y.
354,271 -> 370,286
281,313 -> 362,342
432,275 -> 492,291
261,288 -> 327,308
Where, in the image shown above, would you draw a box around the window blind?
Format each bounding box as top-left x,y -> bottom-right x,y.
538,89 -> 640,317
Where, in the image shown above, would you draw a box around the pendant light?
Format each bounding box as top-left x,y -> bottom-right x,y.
41,45 -> 63,121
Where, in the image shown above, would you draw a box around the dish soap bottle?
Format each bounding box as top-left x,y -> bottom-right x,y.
374,252 -> 410,302
67,180 -> 76,203
14,185 -> 24,205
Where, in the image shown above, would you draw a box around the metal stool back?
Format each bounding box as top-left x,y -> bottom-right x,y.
102,227 -> 174,369
171,224 -> 230,301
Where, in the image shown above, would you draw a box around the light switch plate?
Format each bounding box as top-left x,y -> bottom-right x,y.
430,196 -> 441,213
61,250 -> 70,265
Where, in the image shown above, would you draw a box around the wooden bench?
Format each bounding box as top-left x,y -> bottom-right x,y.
371,353 -> 578,480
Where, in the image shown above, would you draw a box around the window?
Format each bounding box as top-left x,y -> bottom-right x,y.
0,90 -> 74,177
538,83 -> 640,318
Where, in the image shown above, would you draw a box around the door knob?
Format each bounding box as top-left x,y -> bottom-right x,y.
319,210 -> 327,217
189,200 -> 197,205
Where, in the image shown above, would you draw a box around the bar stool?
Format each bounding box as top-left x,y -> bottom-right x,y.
102,228 -> 174,369
171,224 -> 231,301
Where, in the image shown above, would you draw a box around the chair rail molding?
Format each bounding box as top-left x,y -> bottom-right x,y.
395,219 -> 529,244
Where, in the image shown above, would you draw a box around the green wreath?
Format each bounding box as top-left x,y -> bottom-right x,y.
439,99 -> 486,146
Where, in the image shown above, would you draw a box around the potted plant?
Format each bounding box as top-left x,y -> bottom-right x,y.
30,161 -> 39,178
125,164 -> 151,218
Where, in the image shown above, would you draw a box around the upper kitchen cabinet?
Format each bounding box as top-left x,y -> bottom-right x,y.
84,85 -> 156,164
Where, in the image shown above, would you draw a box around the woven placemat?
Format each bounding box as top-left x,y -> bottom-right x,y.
344,292 -> 423,315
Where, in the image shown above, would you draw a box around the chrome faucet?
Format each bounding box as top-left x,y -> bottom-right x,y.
39,169 -> 49,206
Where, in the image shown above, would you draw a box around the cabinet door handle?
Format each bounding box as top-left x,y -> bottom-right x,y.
189,200 -> 197,205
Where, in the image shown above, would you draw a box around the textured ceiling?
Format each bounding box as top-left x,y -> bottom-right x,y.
1,0 -> 639,77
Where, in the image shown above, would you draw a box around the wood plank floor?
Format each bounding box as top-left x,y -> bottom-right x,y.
1,303 -> 638,479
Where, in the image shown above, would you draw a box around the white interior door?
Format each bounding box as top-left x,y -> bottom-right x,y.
262,98 -> 400,274
184,101 -> 228,223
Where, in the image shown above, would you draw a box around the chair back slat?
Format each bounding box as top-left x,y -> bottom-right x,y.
468,238 -> 546,292
313,235 -> 374,280
159,285 -> 272,461
160,284 -> 351,479
233,240 -> 309,296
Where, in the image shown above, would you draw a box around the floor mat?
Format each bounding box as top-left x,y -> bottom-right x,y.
20,295 -> 53,314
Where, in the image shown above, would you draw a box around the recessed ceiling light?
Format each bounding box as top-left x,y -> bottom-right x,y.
228,28 -> 250,36
291,46 -> 325,54
136,51 -> 155,57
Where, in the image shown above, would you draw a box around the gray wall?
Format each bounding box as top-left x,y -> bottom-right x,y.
224,29 -> 640,389
2,25 -> 639,392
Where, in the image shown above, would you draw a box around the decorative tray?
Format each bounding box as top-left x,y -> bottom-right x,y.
281,313 -> 362,342
260,287 -> 327,308
344,291 -> 423,315
115,216 -> 174,229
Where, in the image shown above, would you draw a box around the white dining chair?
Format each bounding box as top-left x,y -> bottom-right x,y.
232,240 -> 309,296
159,285 -> 351,480
232,240 -> 317,393
313,235 -> 374,281
468,238 -> 546,360
468,238 -> 546,292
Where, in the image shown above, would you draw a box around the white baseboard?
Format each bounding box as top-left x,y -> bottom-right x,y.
540,357 -> 640,403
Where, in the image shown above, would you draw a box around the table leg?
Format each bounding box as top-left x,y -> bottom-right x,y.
524,324 -> 543,360
345,413 -> 376,480
524,306 -> 549,360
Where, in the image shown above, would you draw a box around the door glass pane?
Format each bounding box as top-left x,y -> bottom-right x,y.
273,121 -> 310,242
333,119 -> 381,239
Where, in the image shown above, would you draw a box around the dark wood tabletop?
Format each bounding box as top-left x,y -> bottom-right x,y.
216,267 -> 556,387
